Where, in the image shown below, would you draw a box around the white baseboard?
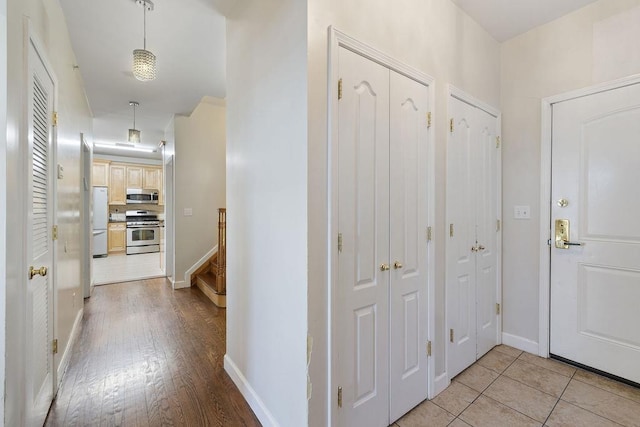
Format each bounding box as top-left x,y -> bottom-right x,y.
56,307 -> 83,388
432,372 -> 449,398
183,245 -> 218,284
224,354 -> 279,427
502,332 -> 539,355
172,279 -> 189,290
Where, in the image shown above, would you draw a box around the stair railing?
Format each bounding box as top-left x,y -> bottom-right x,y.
215,208 -> 226,295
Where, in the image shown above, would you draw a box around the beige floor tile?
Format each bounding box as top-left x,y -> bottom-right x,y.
477,348 -> 517,374
503,360 -> 571,397
459,395 -> 541,427
493,345 -> 523,358
396,400 -> 454,427
561,379 -> 640,426
546,400 -> 620,427
431,381 -> 479,416
448,419 -> 471,427
483,376 -> 558,422
573,369 -> 640,404
455,364 -> 500,393
518,353 -> 576,378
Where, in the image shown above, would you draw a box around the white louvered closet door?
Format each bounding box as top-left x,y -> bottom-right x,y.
26,39 -> 55,427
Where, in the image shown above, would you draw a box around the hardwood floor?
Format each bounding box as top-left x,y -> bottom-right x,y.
45,278 -> 260,427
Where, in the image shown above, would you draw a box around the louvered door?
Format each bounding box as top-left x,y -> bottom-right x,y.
26,40 -> 55,427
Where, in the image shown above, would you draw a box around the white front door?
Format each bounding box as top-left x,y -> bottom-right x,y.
550,83 -> 640,384
26,39 -> 55,426
388,70 -> 429,422
337,46 -> 390,427
446,94 -> 499,378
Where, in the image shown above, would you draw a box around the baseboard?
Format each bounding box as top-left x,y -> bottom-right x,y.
502,332 -> 539,355
432,372 -> 449,398
172,280 -> 189,290
183,245 -> 217,285
56,307 -> 83,389
224,354 -> 279,427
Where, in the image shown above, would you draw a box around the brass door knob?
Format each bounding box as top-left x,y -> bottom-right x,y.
380,264 -> 390,271
478,245 -> 485,251
29,266 -> 48,280
394,261 -> 403,269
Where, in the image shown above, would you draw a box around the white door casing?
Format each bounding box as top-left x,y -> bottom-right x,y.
446,90 -> 500,379
336,46 -> 390,427
389,70 -> 429,422
26,37 -> 55,427
549,82 -> 640,384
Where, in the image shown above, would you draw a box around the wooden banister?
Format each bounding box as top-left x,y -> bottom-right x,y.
215,208 -> 226,295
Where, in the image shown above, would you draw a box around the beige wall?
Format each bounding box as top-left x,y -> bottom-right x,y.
6,0 -> 92,424
307,0 -> 501,423
226,0 -> 309,425
501,0 -> 640,345
173,97 -> 226,286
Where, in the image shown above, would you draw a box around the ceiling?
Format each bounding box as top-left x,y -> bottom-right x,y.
60,0 -> 598,159
451,0 -> 600,42
60,0 -> 226,158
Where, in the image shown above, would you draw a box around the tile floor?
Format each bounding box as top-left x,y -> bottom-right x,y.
93,252 -> 164,285
394,345 -> 640,427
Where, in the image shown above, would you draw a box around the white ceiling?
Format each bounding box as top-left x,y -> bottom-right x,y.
61,0 -> 599,158
60,0 -> 226,157
451,0 -> 600,41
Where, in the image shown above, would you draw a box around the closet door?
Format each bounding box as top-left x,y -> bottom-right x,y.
389,71 -> 429,422
336,46 -> 390,427
446,95 -> 499,378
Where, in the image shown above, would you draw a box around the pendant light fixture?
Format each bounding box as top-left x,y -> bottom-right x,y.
128,101 -> 141,143
132,0 -> 156,81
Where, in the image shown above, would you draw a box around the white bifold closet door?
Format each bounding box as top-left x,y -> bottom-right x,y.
446,95 -> 499,379
336,46 -> 429,427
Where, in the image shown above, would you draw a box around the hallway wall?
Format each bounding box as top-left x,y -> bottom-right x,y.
501,0 -> 640,349
5,0 -> 92,424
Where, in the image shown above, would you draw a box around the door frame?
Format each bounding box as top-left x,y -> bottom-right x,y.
327,26 -> 436,424
538,73 -> 640,357
23,19 -> 59,418
444,85 -> 502,380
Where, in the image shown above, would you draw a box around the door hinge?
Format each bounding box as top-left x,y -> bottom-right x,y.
337,386 -> 343,408
52,225 -> 58,241
338,78 -> 343,100
496,219 -> 501,232
52,111 -> 58,127
547,238 -> 552,246
496,303 -> 501,315
449,118 -> 454,133
337,233 -> 343,253
52,339 -> 58,354
449,224 -> 454,238
427,341 -> 432,357
449,329 -> 454,343
496,136 -> 501,148
427,112 -> 432,128
427,226 -> 432,242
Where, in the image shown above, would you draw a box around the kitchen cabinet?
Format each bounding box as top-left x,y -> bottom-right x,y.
92,160 -> 110,187
108,222 -> 126,253
109,164 -> 126,205
143,167 -> 160,190
127,166 -> 143,189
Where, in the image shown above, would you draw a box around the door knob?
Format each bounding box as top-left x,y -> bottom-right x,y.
478,245 -> 485,251
393,261 -> 403,269
380,264 -> 390,271
29,266 -> 48,280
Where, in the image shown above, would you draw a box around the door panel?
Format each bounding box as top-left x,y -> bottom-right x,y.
26,40 -> 55,426
389,71 -> 429,422
550,83 -> 640,383
337,46 -> 390,427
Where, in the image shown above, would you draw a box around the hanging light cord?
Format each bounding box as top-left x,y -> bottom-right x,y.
143,2 -> 147,50
133,103 -> 136,129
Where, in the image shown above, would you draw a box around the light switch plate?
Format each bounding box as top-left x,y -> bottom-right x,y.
183,208 -> 193,216
514,205 -> 530,219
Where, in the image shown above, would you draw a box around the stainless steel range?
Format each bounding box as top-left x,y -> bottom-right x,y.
126,210 -> 160,255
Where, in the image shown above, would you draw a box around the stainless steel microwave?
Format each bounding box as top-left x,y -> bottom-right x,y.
126,188 -> 159,204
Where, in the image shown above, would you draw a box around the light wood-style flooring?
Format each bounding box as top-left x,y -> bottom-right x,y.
45,278 -> 260,426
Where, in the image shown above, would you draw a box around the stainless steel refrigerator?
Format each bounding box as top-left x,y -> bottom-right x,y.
92,186 -> 108,257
